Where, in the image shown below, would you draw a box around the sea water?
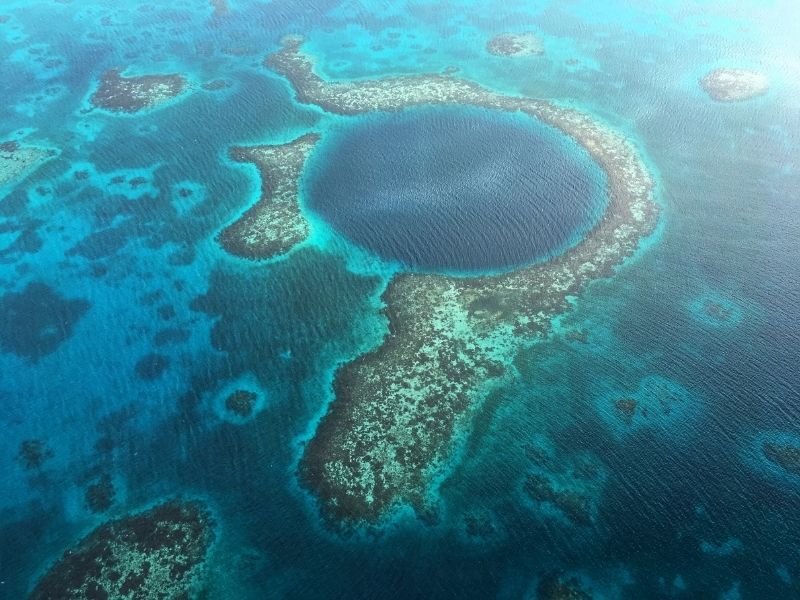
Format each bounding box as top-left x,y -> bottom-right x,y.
1,0 -> 799,598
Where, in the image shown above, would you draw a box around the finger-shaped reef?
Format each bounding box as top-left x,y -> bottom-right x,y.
260,37 -> 658,529
217,134 -> 319,260
90,69 -> 188,114
30,500 -> 215,599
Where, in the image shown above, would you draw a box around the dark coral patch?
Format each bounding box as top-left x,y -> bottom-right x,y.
524,473 -> 593,527
0,283 -> 90,361
224,389 -> 257,418
763,442 -> 800,476
18,439 -> 54,470
85,474 -> 116,514
154,327 -> 190,347
537,571 -> 591,600
614,397 -> 637,425
30,500 -> 214,599
202,78 -> 230,91
134,353 -> 170,380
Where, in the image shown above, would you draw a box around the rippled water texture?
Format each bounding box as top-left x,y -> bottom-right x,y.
305,107 -> 606,272
1,0 -> 800,598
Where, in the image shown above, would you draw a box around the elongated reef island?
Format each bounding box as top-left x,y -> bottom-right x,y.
224,36 -> 659,529
217,134 -> 319,260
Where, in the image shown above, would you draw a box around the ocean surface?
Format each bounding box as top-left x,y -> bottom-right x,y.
1,0 -> 799,598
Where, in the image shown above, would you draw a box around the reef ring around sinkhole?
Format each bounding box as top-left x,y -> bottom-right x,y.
217,36 -> 660,530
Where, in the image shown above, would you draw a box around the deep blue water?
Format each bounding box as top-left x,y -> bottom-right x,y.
1,0 -> 800,599
305,106 -> 605,272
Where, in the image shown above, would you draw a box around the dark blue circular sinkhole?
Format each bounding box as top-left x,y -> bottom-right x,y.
305,106 -> 607,273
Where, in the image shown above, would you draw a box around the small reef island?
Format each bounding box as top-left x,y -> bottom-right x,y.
486,32 -> 544,57
30,500 -> 214,599
217,134 -> 319,260
90,69 -> 188,114
221,36 -> 659,530
700,68 -> 769,102
0,140 -> 58,188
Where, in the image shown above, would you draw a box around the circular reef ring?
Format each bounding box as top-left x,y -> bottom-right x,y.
221,36 -> 659,530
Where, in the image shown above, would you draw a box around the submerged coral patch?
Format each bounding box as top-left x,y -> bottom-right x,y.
85,473 -> 116,514
689,292 -> 743,328
535,571 -> 592,600
210,373 -> 267,424
596,376 -> 695,437
486,32 -> 544,57
744,432 -> 800,490
18,439 -> 54,470
762,440 -> 800,477
30,500 -> 215,599
134,352 -> 170,380
521,436 -> 606,527
0,282 -> 90,361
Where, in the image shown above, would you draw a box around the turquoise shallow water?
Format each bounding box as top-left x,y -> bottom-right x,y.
1,0 -> 800,598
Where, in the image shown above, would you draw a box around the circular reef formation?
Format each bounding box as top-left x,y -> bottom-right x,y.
700,68 -> 769,102
305,106 -> 605,272
221,36 -> 659,530
30,500 -> 214,599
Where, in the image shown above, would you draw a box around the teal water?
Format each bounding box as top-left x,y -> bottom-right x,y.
1,0 -> 799,598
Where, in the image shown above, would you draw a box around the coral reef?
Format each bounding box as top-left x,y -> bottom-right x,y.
210,0 -> 229,18
90,69 -> 188,114
463,511 -> 497,539
265,37 -> 657,527
224,389 -> 257,418
700,69 -> 768,102
487,33 -> 544,57
614,397 -> 637,425
599,377 -> 693,435
217,134 -> 319,260
524,474 -> 593,527
0,282 -> 90,361
18,439 -> 54,470
521,439 -> 606,528
535,571 -> 592,600
703,300 -> 734,322
30,500 -> 215,599
0,140 -> 58,188
85,474 -> 116,514
763,441 -> 800,476
202,79 -> 230,91
134,353 -> 170,380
